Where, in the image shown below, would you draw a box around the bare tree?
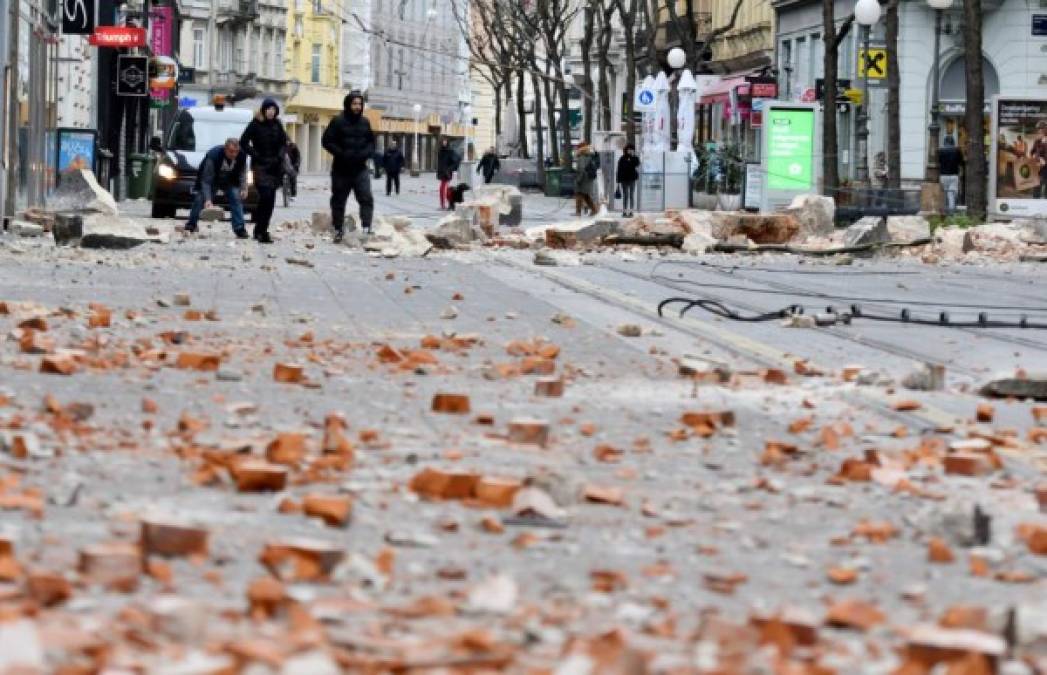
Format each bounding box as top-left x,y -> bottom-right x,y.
596,0 -> 618,132
963,0 -> 986,219
885,0 -> 900,189
581,3 -> 596,142
821,2 -> 854,196
613,0 -> 640,145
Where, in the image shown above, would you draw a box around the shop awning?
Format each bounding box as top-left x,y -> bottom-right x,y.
699,76 -> 748,105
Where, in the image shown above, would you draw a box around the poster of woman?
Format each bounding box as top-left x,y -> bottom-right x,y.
991,96 -> 1047,217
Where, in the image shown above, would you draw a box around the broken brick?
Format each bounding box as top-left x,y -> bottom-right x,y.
507,419 -> 549,447
259,539 -> 344,582
302,494 -> 353,528
825,599 -> 885,631
534,378 -> 565,398
584,484 -> 625,506
1020,523 -> 1047,555
431,393 -> 471,414
78,542 -> 141,592
474,476 -> 522,507
266,433 -> 308,466
26,570 -> 72,607
232,461 -> 289,492
409,468 -> 480,501
944,453 -> 994,477
827,566 -> 858,584
928,537 -> 955,563
273,363 -> 305,383
975,403 -> 995,423
40,355 -> 77,375
175,352 -> 222,372
892,399 -> 923,412
141,518 -> 209,558
375,344 -> 405,363
246,576 -> 288,619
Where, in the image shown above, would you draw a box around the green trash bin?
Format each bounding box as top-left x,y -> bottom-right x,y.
128,153 -> 156,200
544,167 -> 562,197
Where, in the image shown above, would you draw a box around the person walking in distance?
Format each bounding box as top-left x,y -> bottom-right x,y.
574,142 -> 599,216
616,144 -> 640,217
322,92 -> 376,243
286,140 -> 302,198
437,138 -> 459,210
383,140 -> 406,196
184,138 -> 248,238
477,147 -> 500,184
239,98 -> 288,243
938,135 -> 964,214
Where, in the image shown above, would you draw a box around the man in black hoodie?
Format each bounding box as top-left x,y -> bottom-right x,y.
383,141 -> 405,196
239,98 -> 287,243
322,92 -> 376,242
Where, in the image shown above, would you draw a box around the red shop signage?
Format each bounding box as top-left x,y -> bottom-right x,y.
89,27 -> 147,48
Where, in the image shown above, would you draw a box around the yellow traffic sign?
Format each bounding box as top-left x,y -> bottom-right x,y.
844,88 -> 863,105
859,48 -> 887,79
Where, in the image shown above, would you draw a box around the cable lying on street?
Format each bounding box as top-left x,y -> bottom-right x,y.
711,238 -> 933,257
657,297 -> 1047,330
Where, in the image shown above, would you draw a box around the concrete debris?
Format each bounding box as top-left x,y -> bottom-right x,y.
426,213 -> 487,248
53,213 -> 162,249
361,217 -> 432,258
981,373 -> 1047,401
781,194 -> 835,239
616,324 -> 642,337
712,213 -> 801,244
902,363 -> 946,391
843,217 -> 888,248
544,218 -> 619,248
886,215 -> 931,243
199,207 -> 224,222
45,169 -> 119,217
681,231 -> 717,254
10,221 -> 44,238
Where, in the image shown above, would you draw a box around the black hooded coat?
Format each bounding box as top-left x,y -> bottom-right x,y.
322,93 -> 376,176
239,97 -> 288,188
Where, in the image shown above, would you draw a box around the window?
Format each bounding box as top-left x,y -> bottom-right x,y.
295,0 -> 302,9
385,46 -> 394,86
311,44 -> 321,83
314,0 -> 324,13
192,28 -> 205,68
276,37 -> 285,77
397,48 -> 405,90
262,46 -> 270,79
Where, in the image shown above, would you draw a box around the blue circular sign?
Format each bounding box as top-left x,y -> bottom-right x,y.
638,90 -> 654,105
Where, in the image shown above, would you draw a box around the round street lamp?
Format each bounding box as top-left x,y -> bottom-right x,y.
853,0 -> 880,186
413,103 -> 423,176
922,0 -> 954,212
667,47 -> 687,70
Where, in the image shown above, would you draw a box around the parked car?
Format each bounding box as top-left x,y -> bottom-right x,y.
148,102 -> 259,219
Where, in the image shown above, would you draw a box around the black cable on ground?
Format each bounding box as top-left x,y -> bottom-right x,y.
657,296 -> 1047,330
711,238 -> 934,257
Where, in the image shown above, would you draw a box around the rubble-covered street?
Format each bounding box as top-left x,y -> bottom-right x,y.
1,175 -> 1046,673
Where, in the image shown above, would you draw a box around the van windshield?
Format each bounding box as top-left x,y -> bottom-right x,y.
168,111 -> 248,153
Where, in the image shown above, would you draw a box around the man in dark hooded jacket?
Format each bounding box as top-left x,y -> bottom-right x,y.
239,98 -> 288,243
322,91 -> 376,242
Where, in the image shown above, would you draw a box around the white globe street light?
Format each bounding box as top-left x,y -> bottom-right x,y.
667,47 -> 687,70
855,0 -> 881,25
413,103 -> 423,175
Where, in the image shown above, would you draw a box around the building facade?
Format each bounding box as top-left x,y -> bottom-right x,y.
176,0 -> 290,115
284,0 -> 344,173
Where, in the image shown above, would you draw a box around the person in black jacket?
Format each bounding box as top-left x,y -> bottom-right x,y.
286,140 -> 302,197
239,98 -> 288,243
437,138 -> 459,210
477,147 -> 500,184
616,144 -> 640,217
185,138 -> 248,237
322,92 -> 376,242
938,135 -> 964,214
383,141 -> 406,196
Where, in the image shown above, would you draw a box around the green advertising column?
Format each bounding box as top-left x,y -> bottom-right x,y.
761,103 -> 818,212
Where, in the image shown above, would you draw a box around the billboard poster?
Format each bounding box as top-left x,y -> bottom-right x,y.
766,107 -> 815,191
150,5 -> 174,102
55,129 -> 97,185
991,96 -> 1047,218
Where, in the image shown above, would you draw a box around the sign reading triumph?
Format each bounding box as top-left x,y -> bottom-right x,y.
761,103 -> 818,212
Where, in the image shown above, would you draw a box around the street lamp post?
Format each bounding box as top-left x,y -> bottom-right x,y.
412,103 -> 422,177
922,0 -> 953,212
854,0 -> 881,186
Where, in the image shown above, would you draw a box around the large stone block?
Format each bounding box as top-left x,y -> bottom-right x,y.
782,194 -> 835,238
886,215 -> 931,243
843,216 -> 888,247
53,213 -> 154,249
46,169 -> 119,216
713,213 -> 801,244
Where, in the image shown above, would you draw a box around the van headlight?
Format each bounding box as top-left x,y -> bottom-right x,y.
158,164 -> 177,180
247,171 -> 254,186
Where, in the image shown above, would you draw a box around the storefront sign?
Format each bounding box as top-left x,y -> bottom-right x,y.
761,102 -> 818,212
62,0 -> 96,35
55,128 -> 97,182
88,26 -> 146,47
990,96 -> 1047,218
1033,14 -> 1047,36
117,56 -> 149,96
150,6 -> 174,102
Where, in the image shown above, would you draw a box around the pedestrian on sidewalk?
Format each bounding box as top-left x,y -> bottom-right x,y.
478,147 -> 500,184
437,138 -> 460,210
938,135 -> 964,214
616,144 -> 640,217
239,98 -> 288,243
383,141 -> 405,195
286,140 -> 301,197
574,142 -> 599,217
184,138 -> 248,237
322,91 -> 376,243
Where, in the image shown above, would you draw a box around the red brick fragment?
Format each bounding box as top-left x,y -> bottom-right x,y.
140,518 -> 209,558
232,461 -> 289,492
259,539 -> 344,582
302,494 -> 353,528
175,352 -> 221,372
975,403 -> 995,423
40,355 -> 77,375
431,393 -> 471,414
534,378 -> 565,398
78,542 -> 141,592
266,433 -> 308,465
273,362 -> 304,383
508,419 -> 549,447
26,570 -> 72,607
928,537 -> 955,563
944,453 -> 994,476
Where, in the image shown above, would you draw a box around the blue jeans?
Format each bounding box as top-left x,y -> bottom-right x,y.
186,185 -> 245,232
